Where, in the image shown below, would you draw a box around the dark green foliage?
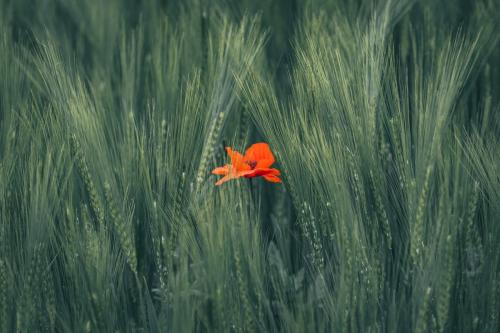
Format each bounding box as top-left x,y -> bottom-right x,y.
0,0 -> 499,332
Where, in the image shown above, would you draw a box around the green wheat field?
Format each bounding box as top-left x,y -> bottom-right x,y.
1,0 -> 499,332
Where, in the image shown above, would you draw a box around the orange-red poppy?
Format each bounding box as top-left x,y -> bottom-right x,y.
212,143 -> 282,186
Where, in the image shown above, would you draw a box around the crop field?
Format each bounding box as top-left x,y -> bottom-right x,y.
0,0 -> 499,332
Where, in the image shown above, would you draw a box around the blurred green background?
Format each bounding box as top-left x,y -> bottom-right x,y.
1,0 -> 499,332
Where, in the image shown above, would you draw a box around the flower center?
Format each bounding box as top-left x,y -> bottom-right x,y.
246,160 -> 257,169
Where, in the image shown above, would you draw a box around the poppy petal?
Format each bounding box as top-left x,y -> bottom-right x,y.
243,168 -> 280,178
266,168 -> 281,176
212,165 -> 230,175
226,147 -> 251,171
263,174 -> 282,183
215,173 -> 238,186
236,170 -> 257,177
244,143 -> 275,169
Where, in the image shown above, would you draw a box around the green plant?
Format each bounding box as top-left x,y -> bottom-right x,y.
0,0 -> 499,332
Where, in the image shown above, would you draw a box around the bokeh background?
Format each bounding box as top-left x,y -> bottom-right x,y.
0,0 -> 499,332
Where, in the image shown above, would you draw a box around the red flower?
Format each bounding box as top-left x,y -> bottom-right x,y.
212,143 -> 282,186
